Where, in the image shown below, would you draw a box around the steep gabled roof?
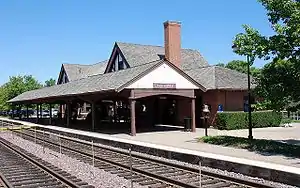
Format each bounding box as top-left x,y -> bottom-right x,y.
86,60 -> 108,76
62,60 -> 108,81
9,60 -> 206,103
60,42 -> 209,82
184,66 -> 252,90
8,60 -> 161,103
116,42 -> 209,69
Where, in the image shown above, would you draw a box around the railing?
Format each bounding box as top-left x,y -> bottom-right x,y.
282,111 -> 300,121
290,111 -> 300,120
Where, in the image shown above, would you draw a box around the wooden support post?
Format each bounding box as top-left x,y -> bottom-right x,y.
61,104 -> 65,118
49,104 -> 52,125
11,105 -> 15,119
83,103 -> 87,113
26,105 -> 29,120
91,102 -> 95,132
66,103 -> 71,128
130,90 -> 136,136
191,97 -> 196,132
59,104 -> 63,119
19,104 -> 22,120
39,103 -> 43,123
36,104 -> 39,124
113,100 -> 117,123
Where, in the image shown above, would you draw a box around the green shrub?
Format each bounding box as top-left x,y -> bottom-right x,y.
215,111 -> 282,130
281,118 -> 292,124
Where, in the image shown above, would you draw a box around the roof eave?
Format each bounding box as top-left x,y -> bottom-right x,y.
8,89 -> 118,104
164,60 -> 207,92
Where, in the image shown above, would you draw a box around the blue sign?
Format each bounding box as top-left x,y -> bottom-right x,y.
244,103 -> 249,112
218,104 -> 223,112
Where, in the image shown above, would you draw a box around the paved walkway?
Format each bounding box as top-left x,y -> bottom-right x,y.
113,124 -> 300,168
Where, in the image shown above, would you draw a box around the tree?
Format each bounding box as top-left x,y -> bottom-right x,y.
0,86 -> 7,110
255,59 -> 295,110
233,0 -> 300,109
0,75 -> 42,110
216,63 -> 225,67
45,78 -> 56,87
216,60 -> 261,77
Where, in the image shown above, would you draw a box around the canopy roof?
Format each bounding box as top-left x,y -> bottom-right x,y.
9,60 -> 205,103
9,42 -> 251,104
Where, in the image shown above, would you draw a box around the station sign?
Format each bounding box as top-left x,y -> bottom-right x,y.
153,83 -> 176,89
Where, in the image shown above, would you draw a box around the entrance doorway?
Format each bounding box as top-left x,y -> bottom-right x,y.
153,96 -> 177,125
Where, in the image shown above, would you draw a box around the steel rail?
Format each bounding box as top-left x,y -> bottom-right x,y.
25,128 -> 276,188
13,128 -> 278,188
0,137 -> 87,188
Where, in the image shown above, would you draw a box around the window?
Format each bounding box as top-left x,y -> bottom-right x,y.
108,51 -> 128,72
114,55 -> 118,71
118,55 -> 124,70
111,61 -> 116,72
59,73 -> 68,84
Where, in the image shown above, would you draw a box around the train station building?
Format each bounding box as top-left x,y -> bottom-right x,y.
9,21 -> 249,136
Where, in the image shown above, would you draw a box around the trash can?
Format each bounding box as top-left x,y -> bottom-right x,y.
184,117 -> 192,131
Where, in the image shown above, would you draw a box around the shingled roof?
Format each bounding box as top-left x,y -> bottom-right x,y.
185,65 -> 253,90
61,42 -> 208,82
116,42 -> 209,69
9,39 -> 251,103
10,59 -> 205,103
10,60 -> 162,103
62,60 -> 108,81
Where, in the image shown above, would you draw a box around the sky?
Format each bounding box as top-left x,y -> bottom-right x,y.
0,0 -> 274,85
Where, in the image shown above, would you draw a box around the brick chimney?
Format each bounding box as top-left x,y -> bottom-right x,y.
164,21 -> 181,68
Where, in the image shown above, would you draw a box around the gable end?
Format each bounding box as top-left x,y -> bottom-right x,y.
104,43 -> 130,73
119,61 -> 206,91
57,65 -> 69,85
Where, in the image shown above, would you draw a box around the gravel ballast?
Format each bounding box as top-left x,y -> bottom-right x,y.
71,134 -> 297,188
0,132 -> 146,188
1,129 -> 297,188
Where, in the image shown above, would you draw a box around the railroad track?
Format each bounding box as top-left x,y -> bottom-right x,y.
0,120 -> 22,129
9,127 -> 275,188
0,137 -> 94,188
12,129 -> 176,188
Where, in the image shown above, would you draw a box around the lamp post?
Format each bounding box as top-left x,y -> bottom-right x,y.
232,44 -> 254,140
246,55 -> 253,140
203,104 -> 210,137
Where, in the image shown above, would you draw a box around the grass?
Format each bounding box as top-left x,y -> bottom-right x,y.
199,136 -> 300,158
292,120 -> 300,123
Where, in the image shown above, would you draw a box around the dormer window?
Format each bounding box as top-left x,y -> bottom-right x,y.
114,53 -> 124,71
118,55 -> 124,70
109,51 -> 128,72
105,45 -> 130,73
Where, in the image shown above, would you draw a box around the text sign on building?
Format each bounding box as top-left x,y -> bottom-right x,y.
153,83 -> 176,89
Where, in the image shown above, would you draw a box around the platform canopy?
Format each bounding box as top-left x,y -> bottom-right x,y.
8,60 -> 205,104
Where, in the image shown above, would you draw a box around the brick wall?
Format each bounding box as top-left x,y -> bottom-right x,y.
225,91 -> 246,111
202,90 -> 247,125
202,91 -> 218,124
177,98 -> 191,125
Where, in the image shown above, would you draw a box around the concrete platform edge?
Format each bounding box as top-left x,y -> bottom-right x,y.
1,118 -> 300,186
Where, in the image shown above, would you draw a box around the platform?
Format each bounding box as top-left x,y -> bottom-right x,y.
1,117 -> 300,186
114,125 -> 300,168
